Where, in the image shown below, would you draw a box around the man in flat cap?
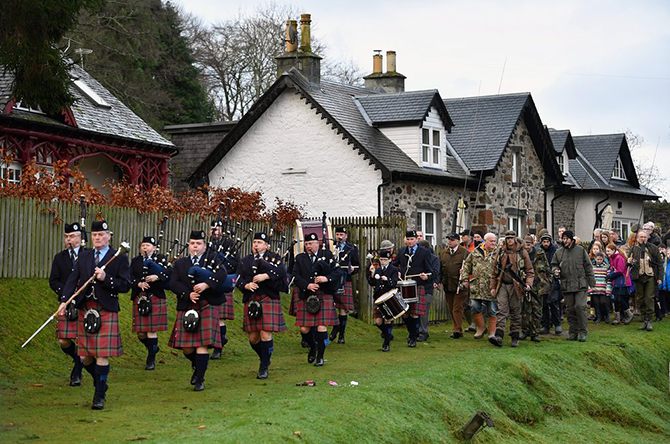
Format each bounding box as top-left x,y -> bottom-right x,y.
439,233 -> 469,339
59,220 -> 130,410
49,222 -> 86,386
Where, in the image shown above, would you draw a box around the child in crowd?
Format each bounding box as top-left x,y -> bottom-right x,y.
606,243 -> 633,325
658,243 -> 670,320
589,251 -> 611,323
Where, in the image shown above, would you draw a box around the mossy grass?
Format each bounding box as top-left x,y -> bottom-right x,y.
1,278 -> 669,443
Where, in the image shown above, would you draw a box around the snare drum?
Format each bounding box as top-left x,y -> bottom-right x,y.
295,219 -> 335,256
397,280 -> 418,303
375,289 -> 409,321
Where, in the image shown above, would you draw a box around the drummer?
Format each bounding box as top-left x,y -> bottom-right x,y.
367,249 -> 399,352
392,230 -> 431,347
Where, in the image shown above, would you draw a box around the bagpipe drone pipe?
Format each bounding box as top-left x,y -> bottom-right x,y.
143,257 -> 172,290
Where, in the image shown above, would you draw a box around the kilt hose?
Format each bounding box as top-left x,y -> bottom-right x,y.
243,294 -> 287,332
218,292 -> 236,320
76,300 -> 124,357
289,286 -> 299,316
132,294 -> 168,333
56,312 -> 78,340
168,304 -> 222,349
333,280 -> 355,312
295,293 -> 340,327
407,285 -> 427,317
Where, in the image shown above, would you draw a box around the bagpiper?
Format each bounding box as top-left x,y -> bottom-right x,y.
58,220 -> 131,410
329,226 -> 360,344
49,222 -> 86,386
129,236 -> 171,370
236,232 -> 288,379
168,230 -> 227,391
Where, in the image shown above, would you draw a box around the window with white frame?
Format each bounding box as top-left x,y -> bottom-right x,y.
1,161 -> 22,184
557,155 -> 564,174
508,215 -> 523,236
611,220 -> 629,242
612,155 -> 626,180
416,209 -> 438,246
421,128 -> 441,168
511,151 -> 520,183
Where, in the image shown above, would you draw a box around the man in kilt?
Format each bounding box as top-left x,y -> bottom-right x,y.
168,230 -> 227,391
236,232 -> 288,379
293,233 -> 343,366
49,222 -> 86,386
130,236 -> 171,370
210,220 -> 239,360
329,227 -> 359,344
393,230 -> 431,347
367,249 -> 399,352
58,220 -> 130,410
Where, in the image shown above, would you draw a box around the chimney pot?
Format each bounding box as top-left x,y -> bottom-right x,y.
300,13 -> 312,52
386,50 -> 396,72
372,50 -> 383,74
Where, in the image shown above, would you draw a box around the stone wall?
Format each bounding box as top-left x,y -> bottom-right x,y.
552,194 -> 575,236
382,180 -> 461,244
472,118 -> 546,235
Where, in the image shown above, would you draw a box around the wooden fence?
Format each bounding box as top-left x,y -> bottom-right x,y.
0,197 -> 452,325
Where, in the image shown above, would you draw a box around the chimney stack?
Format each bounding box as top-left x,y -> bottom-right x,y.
364,50 -> 406,93
276,13 -> 322,85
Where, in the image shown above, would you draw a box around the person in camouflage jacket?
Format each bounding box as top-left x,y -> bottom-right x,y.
520,235 -> 550,342
460,233 -> 499,340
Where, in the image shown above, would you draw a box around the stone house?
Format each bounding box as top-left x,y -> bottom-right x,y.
184,15 -> 566,246
548,129 -> 658,241
0,64 -> 176,191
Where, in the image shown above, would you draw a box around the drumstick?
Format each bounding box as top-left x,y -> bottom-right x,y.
404,272 -> 432,279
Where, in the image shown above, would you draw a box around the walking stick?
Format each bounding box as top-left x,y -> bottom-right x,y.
21,241 -> 130,349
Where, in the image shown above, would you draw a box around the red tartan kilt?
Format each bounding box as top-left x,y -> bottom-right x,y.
168,304 -> 222,349
243,294 -> 287,332
132,294 -> 168,332
77,300 -> 124,357
289,286 -> 299,316
408,285 -> 427,316
295,293 -> 340,327
218,292 -> 236,320
333,281 -> 355,311
56,312 -> 78,339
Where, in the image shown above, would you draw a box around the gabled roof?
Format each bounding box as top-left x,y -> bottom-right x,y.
572,134 -> 639,189
443,93 -> 563,185
566,155 -> 657,198
547,128 -> 577,159
189,69 -> 470,186
1,64 -> 173,149
355,89 -> 454,129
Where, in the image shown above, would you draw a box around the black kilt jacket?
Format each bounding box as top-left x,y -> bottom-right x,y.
130,254 -> 171,300
366,263 -> 399,299
49,248 -> 87,301
236,252 -> 287,303
62,248 -> 131,312
293,249 -> 344,300
393,245 -> 433,290
170,251 -> 227,311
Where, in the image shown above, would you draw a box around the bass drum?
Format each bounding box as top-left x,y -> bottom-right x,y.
294,219 -> 334,257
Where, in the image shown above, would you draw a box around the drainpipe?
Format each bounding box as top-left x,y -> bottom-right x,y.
594,193 -> 610,232
550,190 -> 565,238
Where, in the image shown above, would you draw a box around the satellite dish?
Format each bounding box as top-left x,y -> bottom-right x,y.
288,25 -> 298,45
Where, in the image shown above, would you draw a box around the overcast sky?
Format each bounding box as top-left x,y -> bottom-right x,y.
174,0 -> 670,199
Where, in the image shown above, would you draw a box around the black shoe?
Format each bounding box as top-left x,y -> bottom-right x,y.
578,333 -> 587,342
211,348 -> 222,360
194,379 -> 205,391
307,347 -> 317,364
567,333 -> 578,341
329,329 -> 338,342
555,325 -> 563,334
145,360 -> 156,371
314,358 -> 324,367
416,333 -> 428,342
221,337 -> 229,347
91,395 -> 105,410
539,327 -> 550,335
510,339 -> 519,348
408,339 -> 417,348
257,367 -> 269,379
518,333 -> 527,341
337,337 -> 345,344
489,336 -> 503,347
450,332 -> 462,339
70,366 -> 82,387
382,342 -> 390,352
190,369 -> 197,385
301,340 -> 309,349
530,336 -> 541,343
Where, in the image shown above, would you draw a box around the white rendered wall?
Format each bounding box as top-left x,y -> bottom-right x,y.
573,194 -> 644,241
208,91 -> 383,217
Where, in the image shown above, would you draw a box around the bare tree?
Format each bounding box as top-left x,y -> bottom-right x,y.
625,129 -> 667,194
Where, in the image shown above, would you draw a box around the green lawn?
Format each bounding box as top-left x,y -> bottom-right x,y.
1,278 -> 669,444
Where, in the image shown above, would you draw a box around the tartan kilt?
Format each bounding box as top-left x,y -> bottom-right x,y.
168,304 -> 222,349
76,300 -> 124,358
408,285 -> 427,317
56,312 -> 78,340
132,294 -> 168,333
243,294 -> 287,332
333,281 -> 355,311
295,293 -> 340,327
289,286 -> 299,316
218,292 -> 236,320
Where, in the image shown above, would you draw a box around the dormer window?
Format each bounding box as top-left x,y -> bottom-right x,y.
15,101 -> 44,114
422,128 -> 441,168
612,155 -> 626,180
557,151 -> 569,176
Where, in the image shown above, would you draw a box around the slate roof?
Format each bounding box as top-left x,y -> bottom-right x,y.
547,128 -> 577,159
566,156 -> 657,198
1,64 -> 173,149
443,93 -> 563,184
356,89 -> 454,128
190,69 -> 470,185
